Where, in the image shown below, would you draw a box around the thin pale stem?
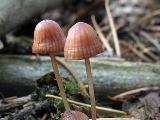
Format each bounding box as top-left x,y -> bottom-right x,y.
50,54 -> 70,112
85,58 -> 96,120
56,57 -> 89,98
46,94 -> 127,115
91,15 -> 112,52
105,0 -> 121,57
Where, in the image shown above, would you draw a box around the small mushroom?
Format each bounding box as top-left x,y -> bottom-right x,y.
32,20 -> 70,111
64,22 -> 103,120
60,111 -> 89,120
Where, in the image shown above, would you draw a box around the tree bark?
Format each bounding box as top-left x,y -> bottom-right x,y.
0,55 -> 160,103
0,0 -> 63,35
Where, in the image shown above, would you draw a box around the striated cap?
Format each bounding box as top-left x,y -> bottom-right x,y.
64,22 -> 102,60
32,20 -> 65,54
60,111 -> 89,120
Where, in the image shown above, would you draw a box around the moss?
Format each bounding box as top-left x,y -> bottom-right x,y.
63,77 -> 78,95
32,72 -> 79,101
31,85 -> 58,101
28,115 -> 36,120
31,72 -> 82,119
53,99 -> 65,119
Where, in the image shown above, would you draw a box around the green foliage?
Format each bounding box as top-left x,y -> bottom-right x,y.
31,85 -> 58,101
63,77 -> 78,95
53,99 -> 65,119
31,72 -> 81,119
28,115 -> 36,120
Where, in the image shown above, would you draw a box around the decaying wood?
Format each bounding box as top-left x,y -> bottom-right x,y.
1,100 -> 49,120
124,92 -> 160,119
0,55 -> 160,103
0,95 -> 138,120
0,0 -> 63,35
0,95 -> 31,113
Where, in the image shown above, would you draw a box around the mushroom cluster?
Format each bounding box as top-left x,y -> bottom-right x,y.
32,20 -> 103,120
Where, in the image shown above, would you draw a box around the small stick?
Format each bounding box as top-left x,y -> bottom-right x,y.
128,9 -> 160,30
120,41 -> 152,62
129,32 -> 158,61
50,112 -> 54,119
110,86 -> 159,102
140,31 -> 160,52
105,0 -> 121,57
50,54 -> 70,112
0,92 -> 6,103
41,113 -> 47,120
143,26 -> 160,32
85,58 -> 96,120
56,57 -> 89,97
45,94 -> 126,115
0,95 -> 31,113
91,15 -> 112,53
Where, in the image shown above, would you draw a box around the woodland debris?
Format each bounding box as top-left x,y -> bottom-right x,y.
0,95 -> 31,113
123,92 -> 160,120
0,55 -> 160,104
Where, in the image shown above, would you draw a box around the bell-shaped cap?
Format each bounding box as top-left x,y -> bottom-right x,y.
60,111 -> 89,120
32,20 -> 65,54
64,22 -> 102,60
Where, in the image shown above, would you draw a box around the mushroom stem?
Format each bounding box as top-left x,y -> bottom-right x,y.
50,54 -> 70,112
85,58 -> 96,120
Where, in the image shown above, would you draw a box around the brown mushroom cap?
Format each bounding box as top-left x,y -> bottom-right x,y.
64,22 -> 102,60
32,20 -> 65,54
60,111 -> 89,120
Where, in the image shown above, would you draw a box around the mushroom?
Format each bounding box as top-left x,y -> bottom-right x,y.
64,22 -> 103,120
32,20 -> 70,111
60,111 -> 89,120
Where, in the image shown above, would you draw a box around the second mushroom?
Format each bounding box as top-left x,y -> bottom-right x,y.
32,20 -> 70,111
64,22 -> 103,120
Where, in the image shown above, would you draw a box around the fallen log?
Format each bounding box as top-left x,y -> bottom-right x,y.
0,0 -> 63,35
0,55 -> 160,103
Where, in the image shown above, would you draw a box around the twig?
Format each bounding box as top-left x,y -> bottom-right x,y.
0,92 -> 7,103
12,100 -> 49,120
50,112 -> 54,119
106,24 -> 123,48
129,33 -> 158,61
0,95 -> 31,113
45,94 -> 126,115
97,57 -> 125,62
142,26 -> 160,32
3,96 -> 17,101
128,9 -> 160,30
110,86 -> 159,102
120,41 -> 152,62
56,57 -> 89,98
41,113 -> 47,120
105,0 -> 121,57
35,55 -> 88,96
91,15 -> 113,53
140,31 -> 160,52
136,43 -> 158,61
